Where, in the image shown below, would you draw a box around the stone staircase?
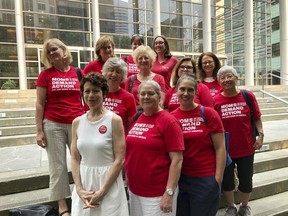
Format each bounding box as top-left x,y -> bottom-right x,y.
0,86 -> 288,216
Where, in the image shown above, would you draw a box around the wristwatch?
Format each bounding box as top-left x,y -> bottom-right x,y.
258,131 -> 264,137
166,188 -> 174,196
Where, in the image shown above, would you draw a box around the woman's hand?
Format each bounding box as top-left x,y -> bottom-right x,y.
36,131 -> 46,148
160,193 -> 173,213
254,135 -> 264,150
88,190 -> 106,207
77,189 -> 95,208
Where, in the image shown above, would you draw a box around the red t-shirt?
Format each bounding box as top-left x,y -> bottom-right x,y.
125,110 -> 185,197
124,74 -> 165,106
164,83 -> 214,112
36,66 -> 84,124
151,56 -> 178,92
103,88 -> 137,133
122,55 -> 140,77
202,79 -> 222,97
214,91 -> 261,158
171,105 -> 224,177
83,60 -> 105,75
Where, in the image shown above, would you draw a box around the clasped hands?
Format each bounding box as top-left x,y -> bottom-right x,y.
78,189 -> 105,209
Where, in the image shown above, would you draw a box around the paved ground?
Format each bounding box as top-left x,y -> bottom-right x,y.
0,119 -> 288,173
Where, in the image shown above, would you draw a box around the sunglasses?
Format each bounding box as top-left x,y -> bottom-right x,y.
132,34 -> 144,38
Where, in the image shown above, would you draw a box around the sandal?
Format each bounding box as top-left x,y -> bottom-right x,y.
59,210 -> 70,216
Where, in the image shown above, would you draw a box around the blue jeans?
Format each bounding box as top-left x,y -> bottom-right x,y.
176,175 -> 220,216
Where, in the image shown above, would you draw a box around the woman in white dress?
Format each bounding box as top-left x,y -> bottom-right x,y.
71,72 -> 129,216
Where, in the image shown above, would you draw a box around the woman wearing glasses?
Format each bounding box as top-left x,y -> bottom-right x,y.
83,36 -> 115,75
122,34 -> 144,77
198,52 -> 222,97
36,38 -> 84,216
151,35 -> 178,92
164,57 -> 214,112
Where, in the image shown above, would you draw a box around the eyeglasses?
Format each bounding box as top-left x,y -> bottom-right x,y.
47,47 -> 59,54
101,46 -> 112,50
202,61 -> 214,66
179,65 -> 193,70
219,74 -> 235,82
154,41 -> 164,45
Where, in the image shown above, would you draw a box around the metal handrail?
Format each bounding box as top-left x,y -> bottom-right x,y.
259,90 -> 288,105
260,71 -> 288,104
268,73 -> 288,81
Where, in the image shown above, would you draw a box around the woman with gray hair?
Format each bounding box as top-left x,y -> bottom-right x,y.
102,57 -> 137,134
125,80 -> 184,216
214,66 -> 264,216
36,38 -> 84,216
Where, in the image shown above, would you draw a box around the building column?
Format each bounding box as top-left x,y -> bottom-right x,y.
153,0 -> 161,37
203,0 -> 211,52
92,0 -> 100,48
15,0 -> 27,89
244,0 -> 254,86
280,0 -> 288,85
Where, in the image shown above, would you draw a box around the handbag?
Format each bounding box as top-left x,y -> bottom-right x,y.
9,204 -> 58,216
200,106 -> 232,167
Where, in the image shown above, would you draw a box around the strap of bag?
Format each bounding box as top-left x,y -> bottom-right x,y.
240,89 -> 259,141
129,75 -> 135,93
75,67 -> 83,82
200,105 -> 232,167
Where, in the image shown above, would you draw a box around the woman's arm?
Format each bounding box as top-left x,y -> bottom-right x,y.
210,132 -> 226,185
71,117 -> 94,208
35,87 -> 47,148
160,151 -> 183,212
89,114 -> 126,205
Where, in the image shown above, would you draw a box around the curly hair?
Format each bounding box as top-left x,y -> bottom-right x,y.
80,72 -> 109,98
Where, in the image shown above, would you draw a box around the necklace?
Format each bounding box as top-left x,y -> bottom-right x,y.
54,66 -> 70,78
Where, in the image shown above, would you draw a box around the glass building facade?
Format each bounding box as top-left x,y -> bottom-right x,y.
0,0 -> 274,89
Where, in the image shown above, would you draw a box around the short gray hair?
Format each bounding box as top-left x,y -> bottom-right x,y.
102,57 -> 128,81
138,80 -> 161,97
217,66 -> 238,80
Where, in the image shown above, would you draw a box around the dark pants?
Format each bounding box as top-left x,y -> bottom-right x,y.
222,154 -> 254,193
176,175 -> 220,216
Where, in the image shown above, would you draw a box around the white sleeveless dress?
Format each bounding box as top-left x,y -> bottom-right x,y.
71,110 -> 129,216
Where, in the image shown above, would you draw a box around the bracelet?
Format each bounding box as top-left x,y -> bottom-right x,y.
258,131 -> 264,137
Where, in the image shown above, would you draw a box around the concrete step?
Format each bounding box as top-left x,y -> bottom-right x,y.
260,107 -> 288,115
0,134 -> 36,147
0,103 -> 36,109
0,117 -> 35,127
258,101 -> 288,108
0,147 -> 286,196
0,90 -> 36,99
254,149 -> 288,173
262,113 -> 288,121
0,186 -> 72,216
218,167 -> 288,209
0,125 -> 36,136
0,167 -> 73,196
0,108 -> 35,118
217,191 -> 288,216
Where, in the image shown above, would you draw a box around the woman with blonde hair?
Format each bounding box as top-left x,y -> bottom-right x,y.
124,45 -> 165,108
36,38 -> 84,216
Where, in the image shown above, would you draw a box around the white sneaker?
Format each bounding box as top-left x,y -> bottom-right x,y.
224,205 -> 237,216
236,204 -> 253,216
